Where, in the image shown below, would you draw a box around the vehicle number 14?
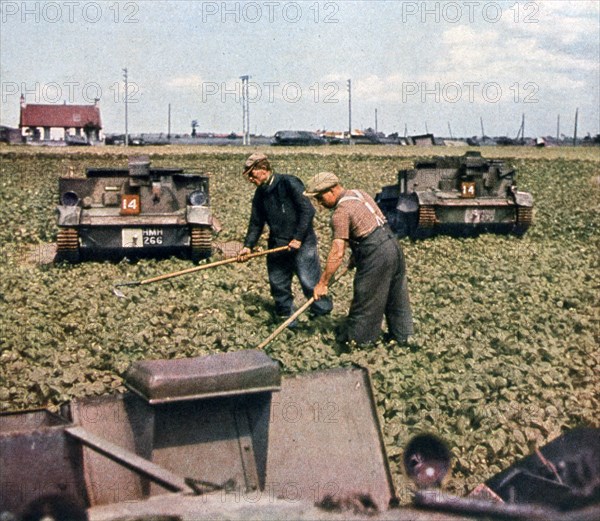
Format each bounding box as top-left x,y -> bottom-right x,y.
120,194 -> 140,215
461,182 -> 476,198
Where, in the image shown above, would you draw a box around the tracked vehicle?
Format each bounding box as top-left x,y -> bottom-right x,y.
0,351 -> 397,519
1,351 -> 598,520
56,156 -> 215,262
375,151 -> 533,239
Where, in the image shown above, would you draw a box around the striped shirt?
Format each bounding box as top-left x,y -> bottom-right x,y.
331,189 -> 387,241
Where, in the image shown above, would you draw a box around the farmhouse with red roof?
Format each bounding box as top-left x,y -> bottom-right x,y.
19,94 -> 102,144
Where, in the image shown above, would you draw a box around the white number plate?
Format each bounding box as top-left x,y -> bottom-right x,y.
142,229 -> 164,246
122,228 -> 164,247
465,208 -> 496,224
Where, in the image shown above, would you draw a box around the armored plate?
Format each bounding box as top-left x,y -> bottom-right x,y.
81,365 -> 398,517
266,367 -> 396,511
87,492 -> 471,521
0,409 -> 87,512
2,354 -> 400,518
124,349 -> 281,403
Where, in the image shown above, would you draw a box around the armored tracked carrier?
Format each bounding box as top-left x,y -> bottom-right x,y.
0,351 -> 399,519
2,351 -> 598,520
56,156 -> 215,262
376,151 -> 533,239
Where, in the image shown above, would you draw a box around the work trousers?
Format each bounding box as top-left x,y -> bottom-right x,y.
266,239 -> 333,318
345,226 -> 413,344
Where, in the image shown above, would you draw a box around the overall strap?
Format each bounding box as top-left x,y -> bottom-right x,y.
337,190 -> 386,226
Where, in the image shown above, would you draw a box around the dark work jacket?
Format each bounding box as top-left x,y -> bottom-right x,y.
244,173 -> 317,249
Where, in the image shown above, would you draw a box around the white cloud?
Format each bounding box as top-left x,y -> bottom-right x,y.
352,74 -> 397,101
498,1 -> 599,46
166,75 -> 204,89
540,1 -> 599,18
405,11 -> 598,101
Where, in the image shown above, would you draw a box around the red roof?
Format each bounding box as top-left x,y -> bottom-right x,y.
20,104 -> 102,129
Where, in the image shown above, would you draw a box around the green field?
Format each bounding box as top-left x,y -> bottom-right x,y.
0,144 -> 598,498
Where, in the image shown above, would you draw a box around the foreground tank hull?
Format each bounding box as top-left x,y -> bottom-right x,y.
1,351 -> 395,518
1,351 -> 597,520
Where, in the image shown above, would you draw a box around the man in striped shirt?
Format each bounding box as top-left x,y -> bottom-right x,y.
305,172 -> 413,346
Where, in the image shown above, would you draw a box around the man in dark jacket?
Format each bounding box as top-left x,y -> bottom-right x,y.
238,153 -> 332,321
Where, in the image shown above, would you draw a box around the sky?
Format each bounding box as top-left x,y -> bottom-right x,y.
1,0 -> 598,138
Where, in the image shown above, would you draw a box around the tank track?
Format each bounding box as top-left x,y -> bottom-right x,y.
56,228 -> 80,262
514,206 -> 533,236
516,206 -> 533,226
190,226 -> 212,262
418,206 -> 437,228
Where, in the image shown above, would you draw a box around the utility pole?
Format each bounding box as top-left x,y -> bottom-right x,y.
515,113 -> 525,143
447,122 -> 453,139
556,114 -> 560,142
480,116 -> 485,138
573,108 -> 579,147
167,103 -> 171,140
240,75 -> 250,145
122,68 -> 129,146
347,79 -> 352,140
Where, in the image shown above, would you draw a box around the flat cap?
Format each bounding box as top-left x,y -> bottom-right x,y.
243,152 -> 268,176
304,172 -> 339,196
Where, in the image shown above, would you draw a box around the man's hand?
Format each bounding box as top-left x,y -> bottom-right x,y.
288,239 -> 302,250
237,246 -> 252,262
313,238 -> 346,300
313,280 -> 328,300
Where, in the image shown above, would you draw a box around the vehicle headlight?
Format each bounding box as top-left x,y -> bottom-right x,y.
189,190 -> 207,206
61,191 -> 79,206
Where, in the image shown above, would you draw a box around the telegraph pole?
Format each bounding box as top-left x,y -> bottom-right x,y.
122,68 -> 129,147
347,79 -> 352,140
515,113 -> 525,143
573,108 -> 579,147
167,103 -> 171,140
240,75 -> 250,145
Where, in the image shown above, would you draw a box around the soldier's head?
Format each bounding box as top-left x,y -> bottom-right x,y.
243,153 -> 272,186
304,172 -> 342,208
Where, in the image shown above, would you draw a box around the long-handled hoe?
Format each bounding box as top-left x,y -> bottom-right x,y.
256,265 -> 349,349
112,246 -> 289,298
